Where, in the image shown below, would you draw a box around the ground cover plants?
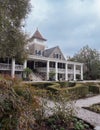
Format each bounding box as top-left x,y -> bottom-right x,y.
0,77 -> 96,130
30,81 -> 100,99
83,103 -> 100,114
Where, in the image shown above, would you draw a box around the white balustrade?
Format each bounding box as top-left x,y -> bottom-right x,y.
0,63 -> 23,71
15,65 -> 23,71
0,63 -> 11,70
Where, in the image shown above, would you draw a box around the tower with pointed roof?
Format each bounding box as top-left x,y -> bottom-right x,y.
28,29 -> 47,55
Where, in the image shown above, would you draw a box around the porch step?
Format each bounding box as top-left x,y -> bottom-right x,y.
29,72 -> 43,81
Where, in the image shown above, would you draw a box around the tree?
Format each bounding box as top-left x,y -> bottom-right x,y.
70,45 -> 100,80
0,0 -> 31,62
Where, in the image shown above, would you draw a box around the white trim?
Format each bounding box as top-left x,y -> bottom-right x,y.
11,58 -> 15,78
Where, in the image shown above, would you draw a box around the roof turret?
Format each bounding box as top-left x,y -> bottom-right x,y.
30,29 -> 47,41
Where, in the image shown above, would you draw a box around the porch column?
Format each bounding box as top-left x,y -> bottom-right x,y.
23,60 -> 27,69
74,64 -> 76,81
55,62 -> 58,81
65,63 -> 68,81
81,64 -> 83,80
47,60 -> 49,80
11,58 -> 15,78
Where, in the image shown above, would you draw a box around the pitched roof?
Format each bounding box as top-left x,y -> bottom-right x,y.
43,46 -> 59,57
30,29 -> 47,41
43,46 -> 66,60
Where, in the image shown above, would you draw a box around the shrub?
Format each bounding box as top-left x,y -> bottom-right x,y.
23,67 -> 32,80
0,80 -> 38,130
49,71 -> 55,81
89,85 -> 100,94
31,82 -> 53,89
56,81 -> 76,88
57,81 -> 69,88
68,82 -> 76,87
47,83 -> 61,93
67,84 -> 89,98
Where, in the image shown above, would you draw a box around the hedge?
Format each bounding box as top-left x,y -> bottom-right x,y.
89,85 -> 100,94
31,82 -> 54,89
56,81 -> 76,88
57,81 -> 69,88
67,85 -> 89,98
47,83 -> 61,93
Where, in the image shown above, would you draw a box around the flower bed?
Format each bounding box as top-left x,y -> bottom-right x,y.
83,103 -> 100,114
33,116 -> 94,130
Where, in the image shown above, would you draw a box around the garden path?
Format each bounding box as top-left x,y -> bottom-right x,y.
75,95 -> 100,127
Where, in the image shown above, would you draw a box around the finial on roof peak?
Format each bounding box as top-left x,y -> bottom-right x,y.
30,28 -> 47,41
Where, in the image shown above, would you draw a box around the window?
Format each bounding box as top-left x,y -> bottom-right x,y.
38,50 -> 41,55
53,53 -> 61,59
35,50 -> 42,56
35,50 -> 38,55
59,54 -> 61,59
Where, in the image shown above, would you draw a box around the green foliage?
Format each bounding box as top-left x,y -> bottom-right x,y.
31,82 -> 91,99
74,118 -> 89,130
88,103 -> 100,114
70,45 -> 100,80
0,79 -> 40,130
47,83 -> 61,93
23,67 -> 32,80
68,82 -> 76,87
49,71 -> 55,80
89,85 -> 100,94
0,0 -> 31,61
67,84 -> 89,98
32,82 -> 54,89
0,80 -> 94,130
57,81 -> 69,88
84,103 -> 100,114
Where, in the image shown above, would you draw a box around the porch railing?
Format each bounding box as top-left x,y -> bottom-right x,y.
36,67 -> 81,74
0,63 -> 11,70
0,63 -> 23,71
15,65 -> 23,71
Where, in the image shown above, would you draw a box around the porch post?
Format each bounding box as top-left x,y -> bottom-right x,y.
55,62 -> 58,81
23,59 -> 27,69
11,58 -> 15,78
65,63 -> 68,81
81,64 -> 83,80
74,64 -> 76,81
47,60 -> 49,80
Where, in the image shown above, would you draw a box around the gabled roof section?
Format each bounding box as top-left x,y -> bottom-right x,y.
29,29 -> 47,41
43,46 -> 57,57
43,46 -> 66,60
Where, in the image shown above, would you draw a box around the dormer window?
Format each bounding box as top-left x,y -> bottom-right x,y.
59,54 -> 61,59
35,50 -> 42,56
53,53 -> 62,59
38,50 -> 41,55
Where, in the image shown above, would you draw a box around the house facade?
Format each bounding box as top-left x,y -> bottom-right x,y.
0,29 -> 83,81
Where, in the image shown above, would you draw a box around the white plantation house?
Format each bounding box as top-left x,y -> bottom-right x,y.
0,29 -> 83,81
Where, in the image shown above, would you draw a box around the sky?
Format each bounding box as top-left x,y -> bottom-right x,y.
25,0 -> 100,57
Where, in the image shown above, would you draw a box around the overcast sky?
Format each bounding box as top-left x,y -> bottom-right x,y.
25,0 -> 100,57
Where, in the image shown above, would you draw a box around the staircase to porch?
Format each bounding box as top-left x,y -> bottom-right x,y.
29,72 -> 45,81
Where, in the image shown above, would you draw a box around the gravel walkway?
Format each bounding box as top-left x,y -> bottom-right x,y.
75,95 -> 100,127
45,95 -> 100,127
